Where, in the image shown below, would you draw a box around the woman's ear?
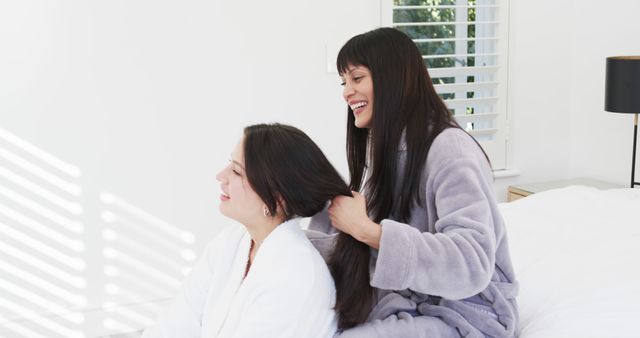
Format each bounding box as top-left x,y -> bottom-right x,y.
275,194 -> 288,218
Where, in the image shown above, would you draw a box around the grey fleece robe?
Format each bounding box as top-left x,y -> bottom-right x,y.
307,128 -> 518,338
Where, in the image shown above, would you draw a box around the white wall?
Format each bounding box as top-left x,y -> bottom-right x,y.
494,0 -> 640,200
568,1 -> 640,185
0,1 -> 379,337
492,0 -> 574,199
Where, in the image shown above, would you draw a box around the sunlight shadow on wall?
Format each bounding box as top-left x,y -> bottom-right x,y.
99,192 -> 196,333
0,127 -> 85,338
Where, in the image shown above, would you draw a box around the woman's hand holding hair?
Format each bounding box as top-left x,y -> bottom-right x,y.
328,191 -> 382,249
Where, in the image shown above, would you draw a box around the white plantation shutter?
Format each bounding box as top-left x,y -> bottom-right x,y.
382,0 -> 509,169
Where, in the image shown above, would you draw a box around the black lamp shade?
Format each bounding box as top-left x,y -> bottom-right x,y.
605,56 -> 640,113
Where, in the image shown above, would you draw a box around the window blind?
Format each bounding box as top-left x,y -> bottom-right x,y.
383,0 -> 509,169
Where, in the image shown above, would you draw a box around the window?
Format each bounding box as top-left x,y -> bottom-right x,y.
382,0 -> 509,169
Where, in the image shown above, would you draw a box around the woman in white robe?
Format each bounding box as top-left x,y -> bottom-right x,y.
143,123 -> 348,338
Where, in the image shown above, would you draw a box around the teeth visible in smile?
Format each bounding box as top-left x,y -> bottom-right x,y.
350,101 -> 367,110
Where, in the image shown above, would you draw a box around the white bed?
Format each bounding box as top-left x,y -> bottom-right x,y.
500,185 -> 640,337
98,185 -> 640,338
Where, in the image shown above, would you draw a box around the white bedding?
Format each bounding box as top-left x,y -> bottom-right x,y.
499,186 -> 640,337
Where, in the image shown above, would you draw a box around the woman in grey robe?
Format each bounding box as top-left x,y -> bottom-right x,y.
307,27 -> 519,338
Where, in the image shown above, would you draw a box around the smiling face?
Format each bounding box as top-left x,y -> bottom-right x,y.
215,138 -> 265,224
340,64 -> 374,129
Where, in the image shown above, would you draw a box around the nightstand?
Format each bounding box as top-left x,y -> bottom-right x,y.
507,178 -> 623,202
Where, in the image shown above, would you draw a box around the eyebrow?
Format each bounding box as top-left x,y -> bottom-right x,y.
342,66 -> 367,78
231,159 -> 245,170
340,68 -> 358,79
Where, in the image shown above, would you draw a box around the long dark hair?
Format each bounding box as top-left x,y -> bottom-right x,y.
337,27 -> 488,222
243,123 -> 350,219
243,123 -> 373,330
329,27 -> 491,329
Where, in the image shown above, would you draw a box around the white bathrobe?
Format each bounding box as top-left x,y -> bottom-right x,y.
142,218 -> 337,338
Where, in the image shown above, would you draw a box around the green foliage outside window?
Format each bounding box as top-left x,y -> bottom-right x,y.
393,0 -> 477,111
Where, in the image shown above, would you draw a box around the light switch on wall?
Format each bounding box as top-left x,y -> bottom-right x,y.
325,43 -> 340,74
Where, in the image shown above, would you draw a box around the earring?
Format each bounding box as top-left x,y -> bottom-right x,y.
263,206 -> 270,217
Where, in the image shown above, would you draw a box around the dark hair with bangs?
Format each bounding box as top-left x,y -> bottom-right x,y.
337,27 -> 473,222
330,27 -> 491,329
243,123 -> 351,220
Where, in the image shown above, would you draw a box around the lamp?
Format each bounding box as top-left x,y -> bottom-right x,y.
605,56 -> 640,188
